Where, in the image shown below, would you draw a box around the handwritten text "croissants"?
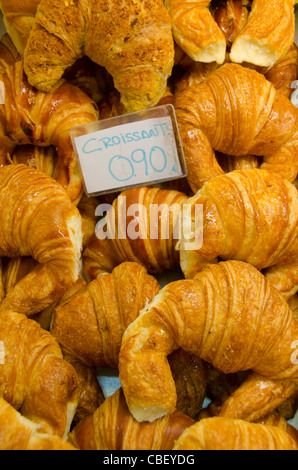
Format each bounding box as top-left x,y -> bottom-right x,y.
95,199 -> 203,251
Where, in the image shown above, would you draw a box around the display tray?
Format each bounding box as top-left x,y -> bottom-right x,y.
0,7 -> 297,435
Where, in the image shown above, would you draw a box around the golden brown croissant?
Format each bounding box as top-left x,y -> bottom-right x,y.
172,416 -> 298,450
51,262 -> 160,368
0,164 -> 82,316
174,63 -> 298,192
118,260 -> 298,423
166,0 -> 296,69
164,0 -> 227,64
179,169 -> 298,280
219,372 -> 298,422
0,61 -> 99,203
69,388 -> 194,450
263,263 -> 298,301
0,0 -> 40,54
23,0 -> 174,113
0,397 -> 76,450
257,411 -> 298,444
82,186 -> 188,281
0,309 -> 79,438
229,0 -> 296,68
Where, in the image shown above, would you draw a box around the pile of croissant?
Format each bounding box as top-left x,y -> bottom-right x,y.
0,0 -> 297,451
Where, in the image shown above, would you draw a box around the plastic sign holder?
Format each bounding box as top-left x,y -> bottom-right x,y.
70,104 -> 188,197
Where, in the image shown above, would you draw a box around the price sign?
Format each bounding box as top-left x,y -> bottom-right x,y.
70,104 -> 187,196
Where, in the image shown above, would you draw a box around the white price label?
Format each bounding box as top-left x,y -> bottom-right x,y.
70,105 -> 187,196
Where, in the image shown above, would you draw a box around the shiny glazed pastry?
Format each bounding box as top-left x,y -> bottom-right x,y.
172,417 -> 298,450
0,62 -> 99,204
118,260 -> 298,423
23,0 -> 175,112
174,63 -> 298,192
0,164 -> 82,316
0,310 -> 79,438
0,397 -> 76,450
69,388 -> 194,450
179,169 -> 298,283
82,186 -> 188,280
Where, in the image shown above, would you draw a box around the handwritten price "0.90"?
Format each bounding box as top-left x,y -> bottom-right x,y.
108,146 -> 169,182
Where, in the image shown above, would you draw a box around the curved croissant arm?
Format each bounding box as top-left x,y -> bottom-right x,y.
164,0 -> 226,64
0,0 -> 40,54
82,186 -> 188,281
172,416 -> 298,450
118,260 -> 298,423
0,61 -> 99,204
51,262 -> 160,368
174,63 -> 298,192
263,263 -> 298,301
0,397 -> 76,450
218,371 -> 298,423
23,0 -> 174,113
230,0 -> 296,68
179,169 -> 298,279
0,310 -> 79,438
0,164 -> 82,316
69,388 -> 194,451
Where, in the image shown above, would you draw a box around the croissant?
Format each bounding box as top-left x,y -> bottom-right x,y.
82,186 -> 188,281
175,40 -> 298,100
51,262 -> 160,368
23,0 -> 175,113
172,416 -> 298,450
0,164 -> 82,316
164,0 -> 226,64
0,309 -> 79,438
166,0 -> 296,69
179,169 -> 298,280
257,411 -> 298,444
69,388 -> 194,450
174,63 -> 298,192
218,371 -> 298,423
229,0 -> 296,68
263,263 -> 298,301
0,397 -> 76,450
0,61 -> 99,204
118,260 -> 298,423
0,0 -> 40,54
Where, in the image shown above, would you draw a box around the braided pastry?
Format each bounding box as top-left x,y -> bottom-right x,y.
0,397 -> 76,450
118,260 -> 298,422
0,164 -> 82,316
23,0 -> 174,113
172,416 -> 298,450
0,309 -> 79,438
0,61 -> 99,203
69,388 -> 194,450
82,186 -> 188,280
174,63 -> 298,192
